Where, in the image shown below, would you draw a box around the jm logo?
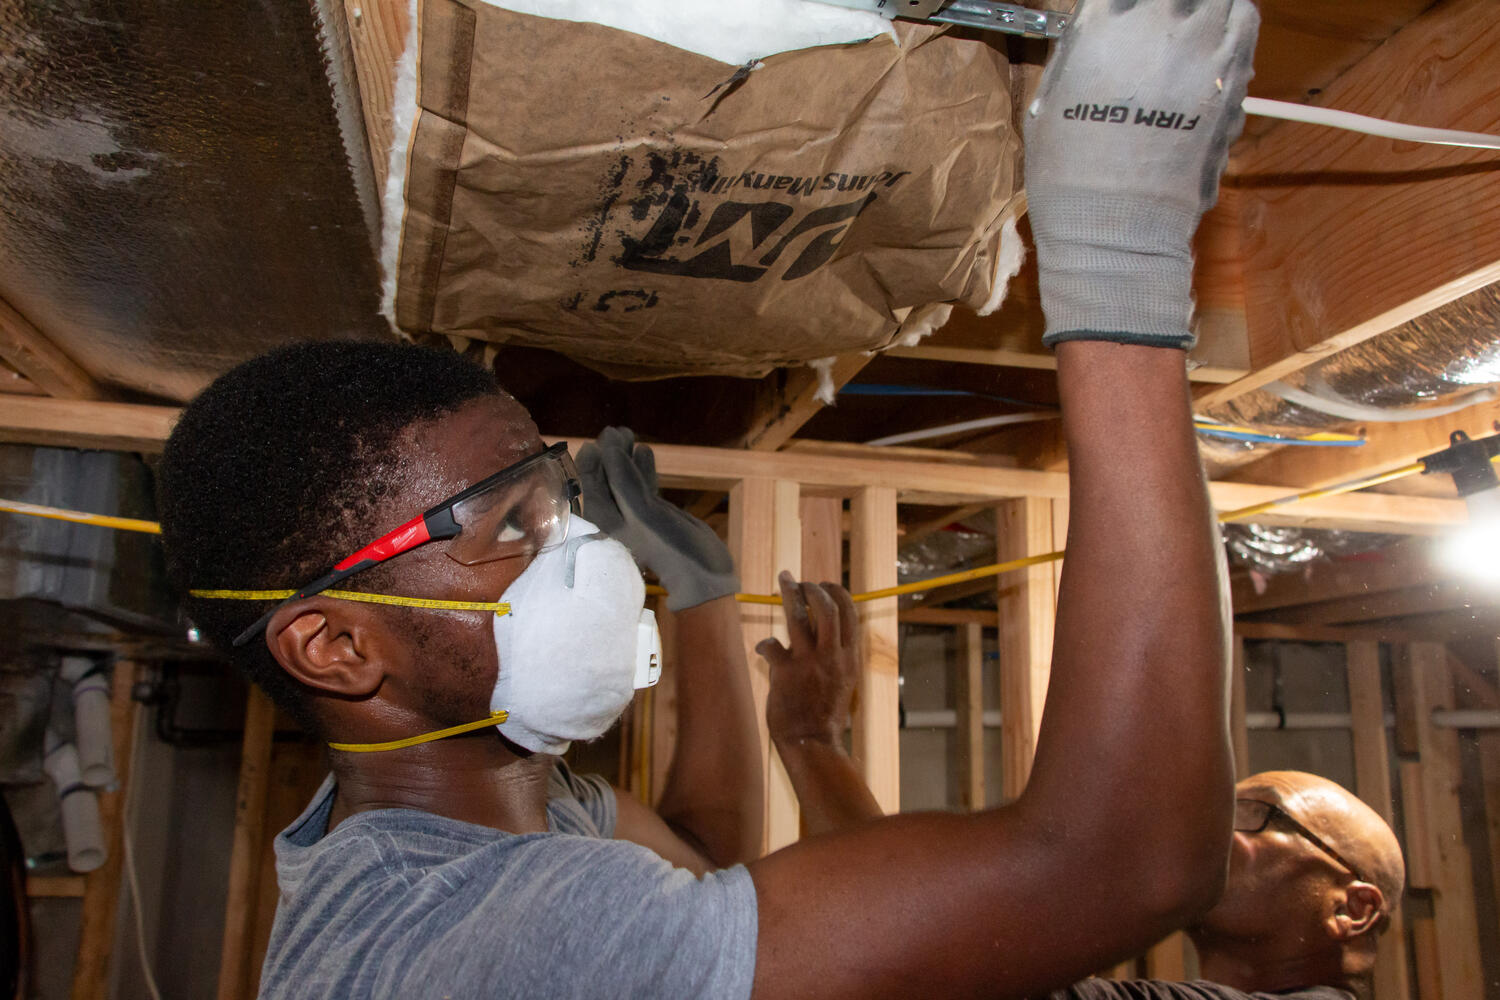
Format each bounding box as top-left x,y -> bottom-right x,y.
618,193 -> 876,282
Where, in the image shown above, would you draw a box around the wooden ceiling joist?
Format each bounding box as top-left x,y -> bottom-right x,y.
1267,581 -> 1488,627
0,298 -> 105,402
731,354 -> 870,451
0,393 -> 1462,530
0,396 -> 177,453
1231,537 -> 1442,614
340,0 -> 409,193
1198,0 -> 1500,412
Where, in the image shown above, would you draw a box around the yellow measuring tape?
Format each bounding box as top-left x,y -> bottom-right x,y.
0,455 -> 1452,609
328,711 -> 510,753
188,588 -> 510,615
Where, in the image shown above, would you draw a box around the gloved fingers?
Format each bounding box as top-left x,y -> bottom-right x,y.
632,441 -> 660,496
596,425 -> 636,454
575,441 -> 623,529
598,429 -> 657,515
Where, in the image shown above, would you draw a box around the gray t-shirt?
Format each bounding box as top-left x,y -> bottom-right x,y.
259,762 -> 758,999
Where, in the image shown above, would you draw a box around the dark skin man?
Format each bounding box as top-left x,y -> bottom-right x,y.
167,0 -> 1261,995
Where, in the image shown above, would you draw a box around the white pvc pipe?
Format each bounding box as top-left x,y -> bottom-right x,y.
867,411 -> 1057,448
900,708 -> 1500,731
41,740 -> 106,873
61,655 -> 114,787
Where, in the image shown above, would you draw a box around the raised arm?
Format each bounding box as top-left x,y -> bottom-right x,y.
579,428 -> 763,869
747,1 -> 1256,996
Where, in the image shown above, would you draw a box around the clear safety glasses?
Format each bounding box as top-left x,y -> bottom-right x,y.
228,443 -> 581,646
1233,798 -> 1368,885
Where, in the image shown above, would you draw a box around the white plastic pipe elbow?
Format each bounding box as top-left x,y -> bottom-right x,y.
41,739 -> 106,873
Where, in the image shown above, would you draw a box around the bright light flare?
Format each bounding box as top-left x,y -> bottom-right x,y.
1437,487 -> 1500,584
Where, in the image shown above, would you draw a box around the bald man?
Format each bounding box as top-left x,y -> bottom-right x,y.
1039,770 -> 1406,1000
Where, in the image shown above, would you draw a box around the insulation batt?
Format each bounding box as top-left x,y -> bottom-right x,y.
487,0 -> 895,64
383,0 -> 1022,380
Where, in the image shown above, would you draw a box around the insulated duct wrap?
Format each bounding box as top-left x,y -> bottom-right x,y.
897,514 -> 997,607
0,0 -> 389,402
1224,524 -> 1400,578
1200,283 -> 1500,474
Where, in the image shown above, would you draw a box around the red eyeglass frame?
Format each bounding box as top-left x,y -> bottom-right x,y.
230,442 -> 580,646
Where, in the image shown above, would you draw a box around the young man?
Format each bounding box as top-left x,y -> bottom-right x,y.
157,0 -> 1259,996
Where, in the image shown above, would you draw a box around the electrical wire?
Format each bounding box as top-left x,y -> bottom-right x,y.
1244,97 -> 1500,151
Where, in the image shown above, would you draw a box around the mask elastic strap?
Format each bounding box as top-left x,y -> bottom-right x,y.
190,588 -> 511,616
328,710 -> 511,753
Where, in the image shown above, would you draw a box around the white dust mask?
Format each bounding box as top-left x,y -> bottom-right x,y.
490,516 -> 661,754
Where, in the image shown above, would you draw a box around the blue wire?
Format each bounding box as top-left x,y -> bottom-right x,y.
1194,428 -> 1364,447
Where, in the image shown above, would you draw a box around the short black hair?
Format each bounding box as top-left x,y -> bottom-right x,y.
158,341 -> 501,727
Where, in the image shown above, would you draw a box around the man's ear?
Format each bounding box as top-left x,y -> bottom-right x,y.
1327,882 -> 1385,941
265,598 -> 387,697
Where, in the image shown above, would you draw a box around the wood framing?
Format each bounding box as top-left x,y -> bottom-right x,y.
798,496 -> 843,585
0,396 -> 1462,531
1344,641 -> 1412,1000
217,687 -> 277,1000
1200,0 -> 1500,411
1232,538 -> 1443,615
732,355 -> 870,451
70,660 -> 140,1000
0,396 -> 177,453
728,478 -> 798,854
0,297 -> 105,401
1398,643 -> 1483,1000
1230,638 -> 1250,779
766,480 -> 803,850
850,486 -> 900,813
25,875 -> 85,898
996,497 -> 1058,799
1269,581 -> 1487,627
888,341 -> 1246,385
340,0 -> 409,193
955,622 -> 986,810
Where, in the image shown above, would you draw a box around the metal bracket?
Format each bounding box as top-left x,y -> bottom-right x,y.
928,1 -> 1070,39
812,0 -> 1069,39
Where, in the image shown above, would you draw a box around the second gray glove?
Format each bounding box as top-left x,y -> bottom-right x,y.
577,427 -> 740,612
1025,0 -> 1260,351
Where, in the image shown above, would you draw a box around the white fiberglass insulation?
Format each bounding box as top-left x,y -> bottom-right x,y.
484,0 -> 895,65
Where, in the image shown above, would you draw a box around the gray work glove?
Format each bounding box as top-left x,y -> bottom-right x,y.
577,427 -> 739,612
1025,0 -> 1259,351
